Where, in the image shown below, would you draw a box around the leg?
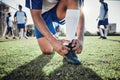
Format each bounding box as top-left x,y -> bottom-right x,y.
20,28 -> 24,39
23,28 -> 28,39
10,28 -> 12,36
57,0 -> 81,65
17,24 -> 24,39
98,25 -> 104,38
11,29 -> 16,39
37,38 -> 53,54
57,0 -> 78,20
104,25 -> 108,39
57,0 -> 79,41
18,28 -> 21,39
5,29 -> 9,39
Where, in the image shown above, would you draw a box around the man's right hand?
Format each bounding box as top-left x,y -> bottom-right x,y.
51,39 -> 70,56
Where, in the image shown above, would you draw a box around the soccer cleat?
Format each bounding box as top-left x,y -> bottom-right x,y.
5,37 -> 8,39
99,36 -> 107,39
99,36 -> 103,39
65,43 -> 81,65
13,37 -> 16,39
102,37 -> 107,39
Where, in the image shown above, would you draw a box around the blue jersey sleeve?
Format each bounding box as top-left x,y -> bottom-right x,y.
24,12 -> 27,17
103,2 -> 108,11
26,0 -> 43,10
79,0 -> 84,7
14,11 -> 17,17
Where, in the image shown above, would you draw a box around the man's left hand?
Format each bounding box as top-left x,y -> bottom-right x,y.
71,39 -> 83,54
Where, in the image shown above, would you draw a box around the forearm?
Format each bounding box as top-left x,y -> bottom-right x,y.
77,8 -> 84,41
6,23 -> 9,27
14,17 -> 16,22
30,10 -> 56,43
25,17 -> 27,23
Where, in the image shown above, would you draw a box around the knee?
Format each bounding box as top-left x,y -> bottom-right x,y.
41,48 -> 53,54
104,26 -> 107,29
98,26 -> 100,29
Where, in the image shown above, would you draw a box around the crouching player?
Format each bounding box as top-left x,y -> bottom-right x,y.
26,0 -> 84,65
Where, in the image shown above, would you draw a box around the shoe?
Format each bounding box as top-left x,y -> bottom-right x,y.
102,37 -> 107,39
99,36 -> 104,39
13,37 -> 16,39
5,37 -> 8,39
65,43 -> 81,65
19,37 -> 21,39
99,36 -> 107,39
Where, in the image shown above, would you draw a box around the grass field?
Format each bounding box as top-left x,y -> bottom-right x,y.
0,36 -> 120,80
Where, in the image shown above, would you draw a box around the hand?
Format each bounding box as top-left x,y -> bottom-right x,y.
51,39 -> 70,56
71,39 -> 83,54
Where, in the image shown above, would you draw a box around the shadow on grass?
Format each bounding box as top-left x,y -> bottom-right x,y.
0,39 -> 17,43
0,54 -> 102,80
0,53 -> 54,80
107,39 -> 120,43
48,59 -> 103,80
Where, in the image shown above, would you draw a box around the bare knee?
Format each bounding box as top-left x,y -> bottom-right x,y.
37,38 -> 53,54
41,48 -> 53,54
98,26 -> 100,29
104,25 -> 107,29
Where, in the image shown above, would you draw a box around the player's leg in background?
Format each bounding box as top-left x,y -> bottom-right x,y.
5,28 -> 9,39
23,28 -> 28,39
98,25 -> 104,38
18,28 -> 21,39
11,28 -> 15,39
104,25 -> 108,39
20,28 -> 24,39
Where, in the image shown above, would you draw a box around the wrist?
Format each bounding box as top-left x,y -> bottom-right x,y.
77,38 -> 83,45
47,35 -> 57,44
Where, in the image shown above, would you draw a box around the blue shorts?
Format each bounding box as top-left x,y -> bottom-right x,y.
17,24 -> 25,29
98,18 -> 109,26
34,3 -> 65,39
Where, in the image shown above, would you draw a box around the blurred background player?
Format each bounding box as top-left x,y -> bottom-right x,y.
26,0 -> 84,65
97,0 -> 109,39
14,5 -> 28,39
5,12 -> 16,39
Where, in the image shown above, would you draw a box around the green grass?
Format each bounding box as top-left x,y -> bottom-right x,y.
0,36 -> 120,80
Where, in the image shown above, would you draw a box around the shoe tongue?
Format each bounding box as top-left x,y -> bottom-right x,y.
65,41 -> 75,50
68,43 -> 75,50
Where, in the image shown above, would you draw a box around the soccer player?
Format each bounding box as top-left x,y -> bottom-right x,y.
14,5 -> 28,39
5,12 -> 16,39
26,0 -> 84,65
97,0 -> 109,39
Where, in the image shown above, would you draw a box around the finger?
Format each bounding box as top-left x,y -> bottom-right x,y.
72,46 -> 78,51
58,49 -> 66,56
61,47 -> 69,55
72,43 -> 79,51
63,45 -> 70,51
76,50 -> 82,54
